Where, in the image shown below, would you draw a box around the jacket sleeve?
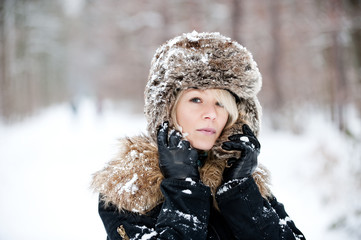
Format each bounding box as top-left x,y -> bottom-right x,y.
98,178 -> 211,240
215,177 -> 306,240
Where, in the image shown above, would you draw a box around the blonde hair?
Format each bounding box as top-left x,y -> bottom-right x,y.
171,89 -> 238,131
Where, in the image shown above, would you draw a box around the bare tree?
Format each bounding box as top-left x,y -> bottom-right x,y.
230,0 -> 242,43
345,0 -> 361,112
0,0 -> 9,120
321,0 -> 348,131
268,0 -> 284,114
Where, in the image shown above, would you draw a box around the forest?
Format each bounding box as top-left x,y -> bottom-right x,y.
1,0 -> 361,131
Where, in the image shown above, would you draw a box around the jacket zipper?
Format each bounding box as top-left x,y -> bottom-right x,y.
117,225 -> 130,240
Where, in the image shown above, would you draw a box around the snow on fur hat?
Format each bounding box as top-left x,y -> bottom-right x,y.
144,31 -> 262,158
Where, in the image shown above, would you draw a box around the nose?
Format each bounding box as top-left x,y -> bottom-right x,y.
202,104 -> 217,120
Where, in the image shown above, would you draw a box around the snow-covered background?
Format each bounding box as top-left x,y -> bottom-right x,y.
0,99 -> 360,240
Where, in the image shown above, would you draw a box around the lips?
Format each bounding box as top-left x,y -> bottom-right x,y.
197,128 -> 216,135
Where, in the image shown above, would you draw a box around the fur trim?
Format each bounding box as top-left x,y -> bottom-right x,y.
91,135 -> 164,213
91,135 -> 272,214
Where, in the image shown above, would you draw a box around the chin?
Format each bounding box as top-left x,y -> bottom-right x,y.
190,141 -> 214,151
187,134 -> 217,151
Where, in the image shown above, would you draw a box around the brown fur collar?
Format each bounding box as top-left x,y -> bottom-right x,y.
91,135 -> 272,214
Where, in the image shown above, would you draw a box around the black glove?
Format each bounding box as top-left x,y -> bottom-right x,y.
157,122 -> 199,180
221,124 -> 260,182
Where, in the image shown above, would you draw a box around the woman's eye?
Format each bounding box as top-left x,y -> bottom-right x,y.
216,102 -> 224,108
190,97 -> 202,103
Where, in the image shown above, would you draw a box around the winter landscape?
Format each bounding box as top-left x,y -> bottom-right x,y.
0,99 -> 360,240
1,1 -> 361,239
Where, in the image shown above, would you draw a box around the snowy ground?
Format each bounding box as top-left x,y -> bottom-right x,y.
0,99 -> 360,240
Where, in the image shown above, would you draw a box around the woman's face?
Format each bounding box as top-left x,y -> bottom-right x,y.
175,89 -> 229,150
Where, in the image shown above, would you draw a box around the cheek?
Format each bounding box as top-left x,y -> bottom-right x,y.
219,111 -> 229,129
176,105 -> 193,131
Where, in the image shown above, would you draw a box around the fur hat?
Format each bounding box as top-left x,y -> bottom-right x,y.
144,31 -> 262,160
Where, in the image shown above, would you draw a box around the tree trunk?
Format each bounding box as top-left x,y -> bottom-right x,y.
269,0 -> 283,111
345,0 -> 361,113
328,0 -> 348,131
0,0 -> 11,121
187,0 -> 202,31
231,0 -> 242,43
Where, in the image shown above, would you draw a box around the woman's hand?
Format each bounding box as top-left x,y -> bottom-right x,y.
221,124 -> 260,182
157,122 -> 199,180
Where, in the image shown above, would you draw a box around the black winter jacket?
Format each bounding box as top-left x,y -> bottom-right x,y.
98,177 -> 305,240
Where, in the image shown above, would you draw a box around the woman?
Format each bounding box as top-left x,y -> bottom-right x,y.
91,31 -> 306,240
